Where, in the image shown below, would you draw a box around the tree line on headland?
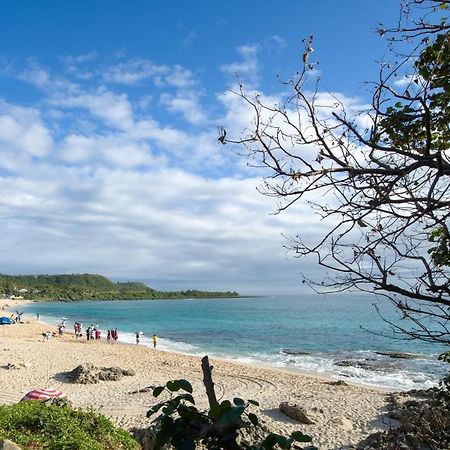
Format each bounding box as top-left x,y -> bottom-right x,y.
0,273 -> 239,301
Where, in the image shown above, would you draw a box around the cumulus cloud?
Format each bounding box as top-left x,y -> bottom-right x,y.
0,51 -> 368,294
163,65 -> 196,88
160,91 -> 207,125
58,134 -> 161,169
0,101 -> 53,163
50,88 -> 135,130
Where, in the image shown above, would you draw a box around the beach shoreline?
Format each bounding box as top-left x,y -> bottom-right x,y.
8,298 -> 396,391
0,298 -> 395,449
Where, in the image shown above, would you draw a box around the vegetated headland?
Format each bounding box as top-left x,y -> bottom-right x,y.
0,273 -> 239,301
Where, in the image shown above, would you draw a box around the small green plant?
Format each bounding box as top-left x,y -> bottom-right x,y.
437,350 -> 450,400
0,400 -> 139,450
148,379 -> 316,450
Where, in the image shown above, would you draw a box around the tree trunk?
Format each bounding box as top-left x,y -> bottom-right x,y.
201,355 -> 218,408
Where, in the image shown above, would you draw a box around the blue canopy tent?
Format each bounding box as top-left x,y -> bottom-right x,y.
0,316 -> 15,325
0,316 -> 15,335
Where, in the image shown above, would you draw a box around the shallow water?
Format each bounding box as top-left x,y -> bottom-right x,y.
22,294 -> 448,390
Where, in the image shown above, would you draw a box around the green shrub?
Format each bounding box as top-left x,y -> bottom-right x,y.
0,400 -> 139,450
148,379 -> 316,450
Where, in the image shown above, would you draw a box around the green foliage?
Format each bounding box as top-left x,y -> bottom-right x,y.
0,273 -> 239,301
147,379 -> 316,450
436,350 -> 450,400
378,31 -> 450,154
0,400 -> 139,450
428,227 -> 450,267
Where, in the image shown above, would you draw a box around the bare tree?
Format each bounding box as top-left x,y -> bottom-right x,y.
222,0 -> 450,346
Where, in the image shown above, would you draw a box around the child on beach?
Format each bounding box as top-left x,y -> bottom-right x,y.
135,332 -> 140,345
152,334 -> 157,348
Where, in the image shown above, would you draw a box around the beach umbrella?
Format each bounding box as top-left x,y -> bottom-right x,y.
21,388 -> 67,402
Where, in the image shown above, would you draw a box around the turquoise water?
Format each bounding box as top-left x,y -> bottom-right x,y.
22,294 -> 448,390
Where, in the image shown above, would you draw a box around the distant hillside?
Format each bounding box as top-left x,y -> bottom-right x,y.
0,273 -> 239,301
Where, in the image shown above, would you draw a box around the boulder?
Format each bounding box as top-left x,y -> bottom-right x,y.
356,390 -> 450,449
335,359 -> 399,372
374,351 -> 419,359
279,402 -> 315,424
282,349 -> 312,356
130,385 -> 155,394
66,363 -> 135,384
131,427 -> 156,450
326,380 -> 349,386
237,419 -> 271,448
0,440 -> 22,450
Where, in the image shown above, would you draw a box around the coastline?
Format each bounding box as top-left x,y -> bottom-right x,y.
0,298 -> 395,449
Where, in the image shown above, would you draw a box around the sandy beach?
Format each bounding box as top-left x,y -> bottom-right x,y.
0,299 -> 395,450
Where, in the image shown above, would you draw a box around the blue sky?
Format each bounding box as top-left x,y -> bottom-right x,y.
0,1 -> 401,294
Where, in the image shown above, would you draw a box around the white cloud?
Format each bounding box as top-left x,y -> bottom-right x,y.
13,62 -> 79,92
164,65 -> 196,88
0,160 -> 322,293
0,52 -> 370,294
59,133 -> 161,169
160,91 -> 207,125
220,44 -> 261,85
0,101 -> 53,162
50,88 -> 134,129
102,60 -> 197,89
63,52 -> 99,65
103,59 -> 167,85
267,35 -> 287,48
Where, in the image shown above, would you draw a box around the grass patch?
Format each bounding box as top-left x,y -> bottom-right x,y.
0,401 -> 139,450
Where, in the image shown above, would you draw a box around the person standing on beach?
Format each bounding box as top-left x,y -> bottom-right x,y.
152,334 -> 157,348
36,313 -> 40,321
135,332 -> 140,345
107,330 -> 111,345
111,328 -> 118,344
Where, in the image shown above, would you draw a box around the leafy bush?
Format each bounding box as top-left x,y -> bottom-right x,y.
148,379 -> 317,450
0,400 -> 139,450
437,351 -> 450,401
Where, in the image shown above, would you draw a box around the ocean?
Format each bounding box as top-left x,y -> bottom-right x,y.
22,294 -> 448,391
